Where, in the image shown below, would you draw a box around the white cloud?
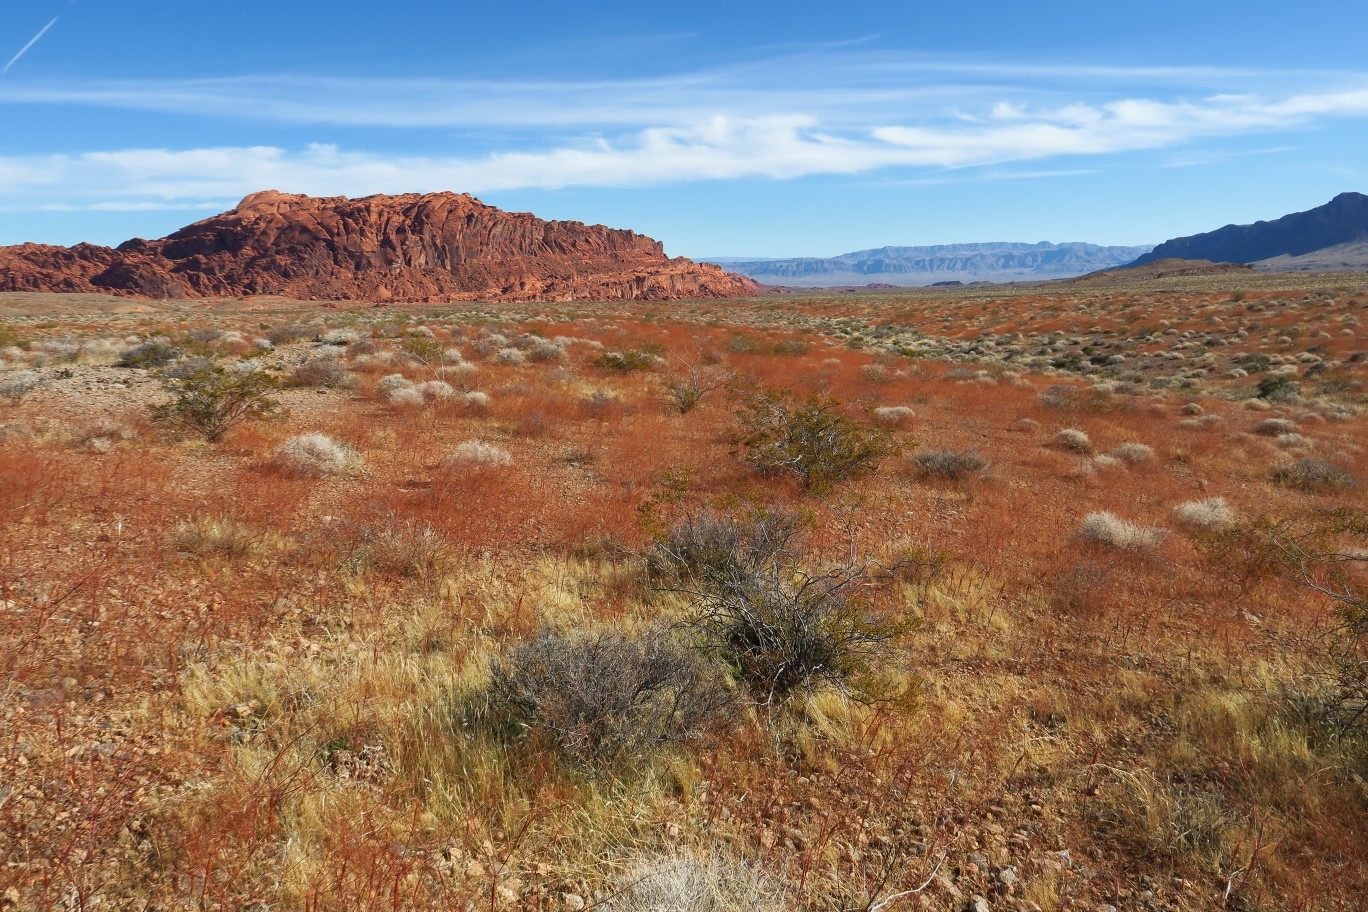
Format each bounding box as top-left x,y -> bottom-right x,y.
0,85 -> 1366,212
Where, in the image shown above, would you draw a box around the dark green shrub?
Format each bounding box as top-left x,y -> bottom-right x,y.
1257,375 -> 1301,401
153,365 -> 283,441
733,387 -> 895,490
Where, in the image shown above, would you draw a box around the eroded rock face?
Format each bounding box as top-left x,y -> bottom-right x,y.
0,191 -> 758,302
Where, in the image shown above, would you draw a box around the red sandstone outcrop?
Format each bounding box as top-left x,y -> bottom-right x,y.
0,191 -> 759,303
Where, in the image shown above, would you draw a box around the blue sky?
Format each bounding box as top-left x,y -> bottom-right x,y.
1,1 -> 1366,257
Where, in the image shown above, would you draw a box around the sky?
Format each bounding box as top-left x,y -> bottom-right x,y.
1,2 -> 1366,258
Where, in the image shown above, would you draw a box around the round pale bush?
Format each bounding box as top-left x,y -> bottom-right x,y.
1078,511 -> 1167,550
1180,402 -> 1204,416
0,370 -> 46,403
377,373 -> 413,394
1054,428 -> 1092,453
1173,497 -> 1237,530
442,347 -> 465,364
386,386 -> 425,407
1092,454 -> 1123,471
1254,418 -> 1298,436
441,361 -> 479,382
1275,432 -> 1311,449
464,391 -> 491,411
446,439 -> 513,468
275,433 -> 357,476
494,347 -> 526,365
321,328 -> 361,346
1110,442 -> 1154,464
418,380 -> 456,400
872,405 -> 915,425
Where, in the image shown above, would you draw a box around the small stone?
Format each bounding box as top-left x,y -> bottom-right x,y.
561,895 -> 585,912
968,896 -> 991,912
997,867 -> 1018,887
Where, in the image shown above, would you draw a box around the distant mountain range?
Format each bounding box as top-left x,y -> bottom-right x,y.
1128,192 -> 1368,270
705,242 -> 1154,287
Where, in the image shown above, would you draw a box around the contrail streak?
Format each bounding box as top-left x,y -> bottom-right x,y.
3,17 -> 60,76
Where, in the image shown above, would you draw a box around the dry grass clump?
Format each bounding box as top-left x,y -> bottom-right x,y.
606,847 -> 788,912
345,513 -> 451,578
290,358 -> 357,389
1109,442 -> 1155,464
167,517 -> 263,558
0,370 -> 45,403
320,328 -> 362,346
1052,428 -> 1092,453
1078,511 -> 1168,549
1275,432 -> 1312,449
872,405 -> 916,426
274,432 -> 359,476
487,627 -> 732,771
910,448 -> 988,481
1271,458 -> 1356,492
1254,418 -> 1299,436
1173,497 -> 1238,530
445,439 -> 513,468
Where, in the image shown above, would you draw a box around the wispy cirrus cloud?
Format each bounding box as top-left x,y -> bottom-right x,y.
1,53 -> 1362,129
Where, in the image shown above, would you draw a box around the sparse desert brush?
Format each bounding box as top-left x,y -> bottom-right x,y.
119,336 -> 182,367
662,362 -> 731,414
1173,497 -> 1238,530
1110,442 -> 1155,464
167,517 -> 262,558
493,346 -> 526,364
444,439 -> 513,468
486,627 -> 732,771
0,370 -> 46,404
380,376 -> 425,407
671,534 -> 915,702
872,405 -> 916,426
1078,511 -> 1168,549
910,447 -> 988,481
463,390 -> 491,413
1271,458 -> 1356,492
1276,432 -> 1313,449
528,339 -> 567,362
647,506 -> 801,592
152,365 -> 283,441
345,512 -> 451,578
416,379 -> 456,400
1178,415 -> 1224,430
733,387 -> 895,490
1255,418 -> 1299,436
66,415 -> 138,452
1053,428 -> 1093,453
274,432 -> 358,476
607,847 -> 788,912
321,327 -> 362,346
290,358 -> 357,389
597,349 -> 658,372
265,323 -> 312,344
440,361 -> 480,385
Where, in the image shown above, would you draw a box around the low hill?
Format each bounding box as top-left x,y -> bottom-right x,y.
0,191 -> 758,303
1129,192 -> 1368,268
706,241 -> 1153,286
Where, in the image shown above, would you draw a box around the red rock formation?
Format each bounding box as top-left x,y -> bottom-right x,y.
0,191 -> 758,303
